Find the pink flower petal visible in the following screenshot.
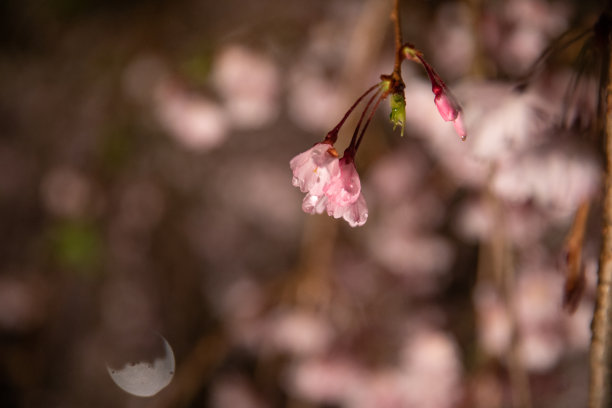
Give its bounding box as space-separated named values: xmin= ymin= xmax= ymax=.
xmin=290 ymin=143 xmax=339 ymax=195
xmin=324 ymin=158 xmax=361 ymax=208
xmin=302 ymin=194 xmax=327 ymax=214
xmin=342 ymin=194 xmax=368 ymax=227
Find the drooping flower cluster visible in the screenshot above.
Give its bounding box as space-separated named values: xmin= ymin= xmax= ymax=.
xmin=290 ymin=142 xmax=368 ymax=227
xmin=290 ymin=43 xmax=465 ymax=227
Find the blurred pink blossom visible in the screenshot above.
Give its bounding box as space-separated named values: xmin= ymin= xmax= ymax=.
xmin=288 ymin=357 xmax=365 ymax=404
xmin=454 ymin=197 xmax=549 ymax=247
xmin=367 ymin=148 xmax=429 ymax=206
xmin=212 ymin=45 xmax=280 ymax=129
xmin=429 ymin=2 xmax=475 ymax=79
xmin=519 ymin=330 xmax=564 ymax=372
xmin=456 ymin=81 xmax=552 ymax=162
xmin=154 ymin=81 xmax=228 ymax=151
xmin=399 ymin=330 xmax=463 ymax=408
xmin=288 ymin=71 xmax=343 ymax=132
xmin=368 ymin=228 xmax=453 ymax=286
xmin=481 ymin=0 xmax=570 ymax=74
xmin=475 ymin=255 xmax=594 ymax=373
xmin=267 ymin=309 xmax=333 ymax=356
xmin=474 ymin=286 xmax=512 ymax=357
xmin=492 ymin=142 xmax=601 ymax=218
xmin=210 ymin=376 xmax=267 ymax=408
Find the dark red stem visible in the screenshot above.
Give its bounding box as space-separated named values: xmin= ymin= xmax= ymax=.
xmin=325 ymin=83 xmax=380 ymax=144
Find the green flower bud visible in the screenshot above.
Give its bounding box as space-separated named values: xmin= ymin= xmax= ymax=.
xmin=389 ymin=92 xmax=406 ymax=136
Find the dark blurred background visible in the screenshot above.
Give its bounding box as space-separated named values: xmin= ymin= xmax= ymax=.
xmin=0 ymin=0 xmax=608 ymax=407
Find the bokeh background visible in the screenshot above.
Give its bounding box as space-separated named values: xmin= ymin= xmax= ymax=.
xmin=0 ymin=0 xmax=608 ymax=406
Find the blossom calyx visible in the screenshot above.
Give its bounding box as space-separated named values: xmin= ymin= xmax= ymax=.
xmin=381 ymin=76 xmax=406 ymax=136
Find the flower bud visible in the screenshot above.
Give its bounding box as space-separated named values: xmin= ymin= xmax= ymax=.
xmin=389 ymin=92 xmax=406 ymax=136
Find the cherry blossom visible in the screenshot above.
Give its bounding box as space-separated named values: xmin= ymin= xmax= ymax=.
xmin=290 ymin=142 xmax=339 ymax=196
xmin=324 ymin=157 xmax=362 ymax=210
xmin=290 ymin=147 xmax=368 ymax=227
xmin=324 ymin=157 xmax=368 ymax=227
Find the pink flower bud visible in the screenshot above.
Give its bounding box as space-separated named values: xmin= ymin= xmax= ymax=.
xmin=434 ymin=91 xmax=459 ymax=122
xmin=415 ymin=53 xmax=467 ymax=140
xmin=452 ymin=112 xmax=467 ymax=141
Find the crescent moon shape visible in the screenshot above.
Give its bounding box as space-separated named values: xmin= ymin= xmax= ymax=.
xmin=107 ymin=334 xmax=175 ymax=397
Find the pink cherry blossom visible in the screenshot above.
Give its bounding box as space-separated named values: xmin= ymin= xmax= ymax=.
xmin=290 ymin=143 xmax=340 ymax=196
xmin=291 ymin=150 xmax=368 ymax=227
xmin=324 ymin=157 xmax=362 ymax=210
xmin=322 ymin=157 xmax=368 ymax=227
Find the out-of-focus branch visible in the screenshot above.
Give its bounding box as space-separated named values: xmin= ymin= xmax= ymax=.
xmin=152 ymin=332 xmax=229 ymax=408
xmin=589 ymin=23 xmax=612 ymax=408
xmin=563 ymin=201 xmax=590 ymax=312
xmin=489 ymin=192 xmax=532 ymax=408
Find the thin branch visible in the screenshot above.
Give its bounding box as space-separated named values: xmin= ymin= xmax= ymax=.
xmin=489 ymin=191 xmax=532 ymax=408
xmin=589 ymin=24 xmax=612 ymax=408
xmin=391 ymin=0 xmax=403 ymax=78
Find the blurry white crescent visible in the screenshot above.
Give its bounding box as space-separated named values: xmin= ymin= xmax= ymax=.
xmin=106 ymin=334 xmax=175 ymax=397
